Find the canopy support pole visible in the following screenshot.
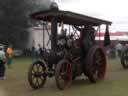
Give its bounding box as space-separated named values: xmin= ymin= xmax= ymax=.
xmin=51 ymin=16 xmax=58 ymax=51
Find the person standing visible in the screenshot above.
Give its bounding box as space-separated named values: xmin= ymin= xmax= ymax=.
xmin=37 ymin=44 xmax=43 ymax=59
xmin=6 ymin=45 xmax=13 ymax=68
xmin=0 ymin=46 xmax=6 ymax=80
xmin=115 ymin=42 xmax=123 ymax=57
xmin=31 ymin=46 xmax=37 ymax=62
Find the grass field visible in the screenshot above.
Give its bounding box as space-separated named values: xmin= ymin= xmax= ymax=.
xmin=0 ymin=57 xmax=128 ymax=96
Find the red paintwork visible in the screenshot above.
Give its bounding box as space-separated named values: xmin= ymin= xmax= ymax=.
xmin=96 ymin=32 xmax=128 ymax=37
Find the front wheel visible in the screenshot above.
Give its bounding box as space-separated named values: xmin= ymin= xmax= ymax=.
xmin=55 ymin=59 xmax=72 ymax=90
xmin=28 ymin=60 xmax=47 ymax=89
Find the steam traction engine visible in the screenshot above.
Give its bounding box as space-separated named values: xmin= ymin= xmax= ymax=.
xmin=28 ymin=4 xmax=112 ymax=90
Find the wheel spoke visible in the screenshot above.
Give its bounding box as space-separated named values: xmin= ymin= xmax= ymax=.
xmin=33 ymin=65 xmax=38 ymax=72
xmin=36 ymin=64 xmax=41 ymax=72
xmin=32 ymin=69 xmax=35 ymax=75
xmin=35 ymin=78 xmax=40 ymax=86
xmin=38 ymin=77 xmax=42 ymax=84
xmin=33 ymin=78 xmax=38 ymax=85
xmin=39 ymin=66 xmax=43 ymax=72
xmin=32 ymin=75 xmax=36 ymax=80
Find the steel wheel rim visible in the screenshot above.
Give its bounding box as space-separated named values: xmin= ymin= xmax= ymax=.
xmin=28 ymin=61 xmax=47 ymax=89
xmin=31 ymin=64 xmax=46 ymax=87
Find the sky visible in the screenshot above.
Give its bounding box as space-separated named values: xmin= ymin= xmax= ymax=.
xmin=55 ymin=0 xmax=128 ymax=32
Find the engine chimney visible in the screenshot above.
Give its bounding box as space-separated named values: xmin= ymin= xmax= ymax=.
xmin=50 ymin=1 xmax=59 ymax=10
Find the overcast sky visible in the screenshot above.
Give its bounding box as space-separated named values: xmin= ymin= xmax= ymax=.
xmin=55 ymin=0 xmax=128 ymax=32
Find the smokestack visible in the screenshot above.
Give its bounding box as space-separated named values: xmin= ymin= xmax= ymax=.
xmin=50 ymin=1 xmax=59 ymax=10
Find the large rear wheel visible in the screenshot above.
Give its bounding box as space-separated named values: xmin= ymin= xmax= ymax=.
xmin=84 ymin=46 xmax=106 ymax=83
xmin=28 ymin=60 xmax=47 ymax=89
xmin=55 ymin=59 xmax=72 ymax=90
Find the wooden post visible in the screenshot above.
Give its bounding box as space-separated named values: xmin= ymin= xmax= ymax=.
xmin=42 ymin=23 xmax=45 ymax=49
xmin=98 ymin=26 xmax=101 ymax=41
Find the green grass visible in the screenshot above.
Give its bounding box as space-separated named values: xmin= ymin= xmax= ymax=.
xmin=0 ymin=57 xmax=128 ymax=96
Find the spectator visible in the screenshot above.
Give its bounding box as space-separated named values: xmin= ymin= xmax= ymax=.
xmin=37 ymin=44 xmax=43 ymax=59
xmin=0 ymin=46 xmax=6 ymax=80
xmin=124 ymin=44 xmax=128 ymax=49
xmin=6 ymin=45 xmax=13 ymax=68
xmin=115 ymin=42 xmax=123 ymax=57
xmin=31 ymin=46 xmax=37 ymax=62
xmin=109 ymin=44 xmax=116 ymax=58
